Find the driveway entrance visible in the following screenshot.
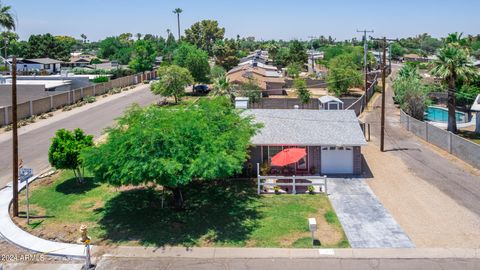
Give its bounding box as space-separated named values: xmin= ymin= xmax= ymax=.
xmin=328 ymin=178 xmax=414 ymax=248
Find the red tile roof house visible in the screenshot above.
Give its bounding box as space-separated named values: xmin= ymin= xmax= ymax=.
xmin=242 ymin=109 xmax=367 ymax=176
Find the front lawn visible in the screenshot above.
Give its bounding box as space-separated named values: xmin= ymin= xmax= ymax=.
xmin=14 ymin=171 xmax=348 ymax=248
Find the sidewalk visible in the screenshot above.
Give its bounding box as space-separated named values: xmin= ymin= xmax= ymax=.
xmin=0 ymin=175 xmax=86 ymax=259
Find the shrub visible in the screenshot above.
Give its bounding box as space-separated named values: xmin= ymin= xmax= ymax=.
xmin=92 ymin=76 xmax=109 ymax=83
xmin=274 ymin=186 xmax=281 ymax=195
xmin=83 ymin=96 xmax=96 ymax=103
xmin=307 ymin=185 xmax=315 ymax=194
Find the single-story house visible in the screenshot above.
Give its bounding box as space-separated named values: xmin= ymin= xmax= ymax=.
xmin=64 ymin=54 xmax=107 ymax=68
xmin=227 ymin=64 xmax=285 ymax=93
xmin=13 ymin=58 xmax=63 ymax=74
xmin=243 ymin=109 xmax=367 ymax=175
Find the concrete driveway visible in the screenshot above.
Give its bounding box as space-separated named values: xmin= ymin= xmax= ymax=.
xmin=328 ymin=178 xmax=414 ymax=248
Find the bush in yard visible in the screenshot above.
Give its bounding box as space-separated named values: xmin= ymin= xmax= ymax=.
xmin=92 ymin=76 xmax=109 ymax=83
xmin=307 ymin=185 xmax=315 ymax=194
xmin=293 ymin=78 xmax=311 ymax=107
xmin=82 ymin=97 xmax=260 ymax=209
xmin=48 ymin=128 xmax=94 ymax=183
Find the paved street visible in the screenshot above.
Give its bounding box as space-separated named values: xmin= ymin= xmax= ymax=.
xmin=0 ymin=84 xmax=159 ymax=187
xmin=95 ymin=257 xmax=480 ymax=270
xmin=328 ymin=178 xmax=413 ymax=248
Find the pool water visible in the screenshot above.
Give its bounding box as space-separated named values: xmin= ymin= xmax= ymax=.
xmin=425 ymin=106 xmax=467 ymax=123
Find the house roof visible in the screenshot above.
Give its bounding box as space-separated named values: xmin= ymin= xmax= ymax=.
xmin=319 ymin=95 xmax=343 ymax=104
xmin=227 ymin=65 xmax=284 ymax=90
xmin=243 ymin=109 xmax=367 ymax=146
xmin=23 ymin=58 xmax=63 ymax=64
xmin=471 ymin=94 xmax=480 ymax=111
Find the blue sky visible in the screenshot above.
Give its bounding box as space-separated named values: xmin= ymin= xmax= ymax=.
xmin=5 ymin=0 xmax=480 ymax=41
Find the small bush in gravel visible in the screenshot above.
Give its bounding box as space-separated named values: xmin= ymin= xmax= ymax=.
xmin=83 ymin=96 xmax=96 ymax=103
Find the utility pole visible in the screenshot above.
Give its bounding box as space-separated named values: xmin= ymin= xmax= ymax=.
xmin=357 ymin=29 xmax=374 ymax=110
xmin=371 ymin=37 xmax=397 ymax=152
xmin=12 ymin=56 xmax=18 ymax=217
xmin=308 ymin=36 xmax=315 ymax=73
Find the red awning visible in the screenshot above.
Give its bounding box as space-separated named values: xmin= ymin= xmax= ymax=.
xmin=271 ymin=148 xmax=307 ymax=167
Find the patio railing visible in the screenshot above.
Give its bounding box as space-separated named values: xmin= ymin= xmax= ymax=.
xmin=256 ymin=164 xmax=327 ymax=195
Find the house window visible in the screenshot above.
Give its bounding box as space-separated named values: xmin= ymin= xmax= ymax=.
xmin=44 ymin=64 xmax=51 ymax=69
xmin=268 ymin=146 xmax=283 ymax=163
xmin=296 ymin=146 xmax=307 ymax=170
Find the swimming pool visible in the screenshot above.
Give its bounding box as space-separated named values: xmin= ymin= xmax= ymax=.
xmin=425 ymin=106 xmax=467 ymax=123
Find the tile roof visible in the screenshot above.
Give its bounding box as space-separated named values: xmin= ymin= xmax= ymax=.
xmin=243 ymin=109 xmax=367 ymax=146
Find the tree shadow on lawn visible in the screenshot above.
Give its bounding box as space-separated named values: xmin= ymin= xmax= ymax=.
xmin=55 ymin=177 xmax=99 ymax=195
xmin=97 ymin=180 xmax=261 ymax=247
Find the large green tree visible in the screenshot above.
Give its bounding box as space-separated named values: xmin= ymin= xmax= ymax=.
xmin=48 ymin=129 xmax=94 ymax=183
xmin=82 ymin=97 xmax=259 ymax=208
xmin=98 ymin=36 xmax=133 ymax=65
xmin=327 ymin=54 xmax=362 ymax=96
xmin=129 ymin=39 xmax=157 ymax=72
xmin=212 ymin=39 xmax=239 ymax=71
xmin=287 ymin=40 xmax=307 ymax=65
xmin=173 ymin=42 xmax=210 ymax=83
xmin=393 ymin=65 xmax=431 ymax=120
xmin=23 ymin=34 xmax=71 ymax=61
xmin=151 ymin=65 xmax=193 ymax=103
xmin=184 ymin=20 xmax=225 ymax=55
xmin=431 ymin=42 xmax=477 ymax=132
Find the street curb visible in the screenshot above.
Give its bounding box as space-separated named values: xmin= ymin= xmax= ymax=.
xmin=100 ymin=246 xmax=480 ymax=260
xmin=0 ymin=168 xmax=87 ymax=259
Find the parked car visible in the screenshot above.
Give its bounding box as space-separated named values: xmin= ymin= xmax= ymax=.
xmin=193 ymin=84 xmax=210 ymax=94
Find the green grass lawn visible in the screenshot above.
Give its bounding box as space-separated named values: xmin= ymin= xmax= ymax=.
xmin=16 ymin=171 xmax=348 ymax=248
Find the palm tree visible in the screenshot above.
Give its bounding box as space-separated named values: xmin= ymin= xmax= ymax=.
xmin=172 ymin=8 xmax=183 ymax=41
xmin=136 ymin=33 xmax=142 ymax=40
xmin=80 ymin=34 xmax=87 ymax=44
xmin=211 ymin=76 xmax=234 ymax=101
xmin=0 ymin=2 xmax=15 ymax=66
xmin=0 ymin=2 xmax=15 ymax=31
xmin=431 ymin=45 xmax=477 ymax=133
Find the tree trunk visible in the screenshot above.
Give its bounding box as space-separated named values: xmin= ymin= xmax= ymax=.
xmin=447 ymin=78 xmax=457 ymax=133
xmin=172 ymin=187 xmax=184 ymax=210
xmin=76 ymin=168 xmax=84 ymax=184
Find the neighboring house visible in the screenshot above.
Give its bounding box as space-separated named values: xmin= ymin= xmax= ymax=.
xmin=65 ymin=54 xmax=101 ymax=68
xmin=472 ymin=94 xmax=480 ymax=134
xmin=227 ymin=64 xmax=285 ymax=93
xmin=238 ymin=60 xmax=278 ymax=71
xmin=473 ymin=60 xmax=480 ymax=68
xmin=239 ymin=50 xmax=270 ymax=64
xmin=243 ymin=109 xmax=367 ymax=175
xmin=319 ymin=95 xmax=344 ymax=110
xmin=13 ymin=58 xmax=63 ymax=74
xmin=402 ymin=54 xmax=427 ymax=62
xmin=86 ymin=61 xmax=120 ymax=71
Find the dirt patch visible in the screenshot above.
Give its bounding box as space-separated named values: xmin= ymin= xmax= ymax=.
xmin=363 ymin=143 xmax=480 ymax=248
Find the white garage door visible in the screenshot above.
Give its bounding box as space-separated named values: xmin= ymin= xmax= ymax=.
xmin=321 ymin=146 xmax=353 ymax=174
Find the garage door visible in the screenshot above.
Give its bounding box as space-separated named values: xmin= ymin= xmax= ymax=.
xmin=321 ymin=146 xmax=353 ymax=174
